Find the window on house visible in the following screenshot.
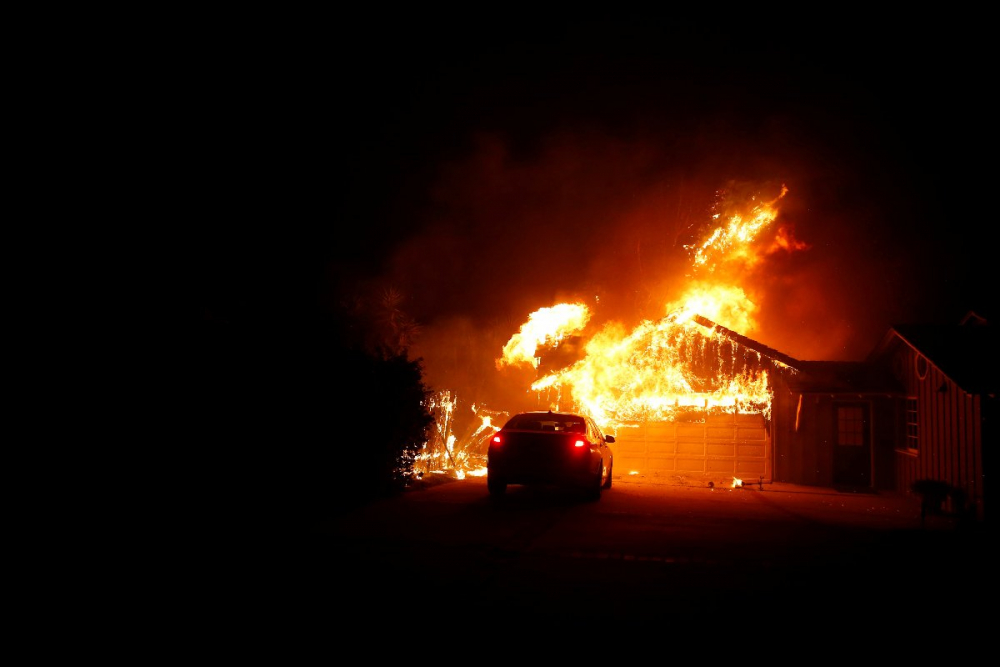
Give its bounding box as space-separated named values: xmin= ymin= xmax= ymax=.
xmin=905 ymin=397 xmax=919 ymax=451
xmin=837 ymin=405 xmax=864 ymax=446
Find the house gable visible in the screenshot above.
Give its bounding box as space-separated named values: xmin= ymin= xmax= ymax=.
xmin=864 ymin=314 xmax=994 ymax=521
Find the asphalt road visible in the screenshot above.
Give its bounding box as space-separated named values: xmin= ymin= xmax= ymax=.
xmin=204 ymin=475 xmax=991 ymax=633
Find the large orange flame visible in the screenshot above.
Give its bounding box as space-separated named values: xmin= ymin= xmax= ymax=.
xmin=498 ymin=183 xmax=798 ymax=431
xmin=497 ymin=302 xmax=590 ymax=368
xmin=690 ymin=184 xmax=788 ymax=273
xmin=529 ymin=309 xmax=776 ymax=429
xmin=666 ymin=283 xmax=756 ymax=334
xmin=424 ymin=183 xmax=805 ymax=478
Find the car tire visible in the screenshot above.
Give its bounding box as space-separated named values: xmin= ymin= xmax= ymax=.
xmin=585 ymin=466 xmax=603 ymax=502
xmin=602 ymin=459 xmax=613 ymax=490
xmin=488 ymin=475 xmax=507 ymax=498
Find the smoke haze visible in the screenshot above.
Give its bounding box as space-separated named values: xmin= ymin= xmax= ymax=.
xmin=191 ymin=15 xmax=992 ymax=419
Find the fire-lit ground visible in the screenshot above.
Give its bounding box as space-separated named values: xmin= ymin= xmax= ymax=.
xmin=219 ymin=475 xmax=991 ymax=633
xmin=407 ymin=471 xmax=943 ymax=531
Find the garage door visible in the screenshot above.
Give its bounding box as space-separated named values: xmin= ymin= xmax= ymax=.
xmin=610 ymin=413 xmax=770 ymax=486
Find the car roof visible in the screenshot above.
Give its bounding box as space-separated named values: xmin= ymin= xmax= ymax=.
xmin=517 ymin=410 xmax=584 ymax=418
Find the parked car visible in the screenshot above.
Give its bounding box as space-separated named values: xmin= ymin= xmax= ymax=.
xmin=487 ymin=410 xmax=615 ymax=500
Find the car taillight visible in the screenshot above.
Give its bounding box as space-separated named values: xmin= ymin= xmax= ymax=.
xmin=492 ymin=435 xmax=502 ymax=446
xmin=572 ymin=439 xmax=586 ymax=448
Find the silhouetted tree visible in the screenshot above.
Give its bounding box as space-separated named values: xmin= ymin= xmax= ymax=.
xmin=259 ymin=310 xmax=435 ymax=519
xmin=185 ymin=290 xmax=434 ymax=526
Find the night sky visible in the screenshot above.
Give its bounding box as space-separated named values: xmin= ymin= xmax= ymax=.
xmin=187 ymin=15 xmax=992 ymax=406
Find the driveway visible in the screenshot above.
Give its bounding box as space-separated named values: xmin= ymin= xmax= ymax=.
xmin=217 ymin=476 xmax=981 ymax=620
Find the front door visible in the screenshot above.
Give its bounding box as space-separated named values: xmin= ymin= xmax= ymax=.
xmin=833 ymin=403 xmax=871 ymax=489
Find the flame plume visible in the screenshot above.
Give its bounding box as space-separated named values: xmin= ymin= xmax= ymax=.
xmin=497 ymin=302 xmax=590 ymax=368
xmin=528 ymin=309 xmax=779 ymax=430
xmin=424 ymin=183 xmax=805 ymax=477
xmin=499 ymin=183 xmax=801 ymax=431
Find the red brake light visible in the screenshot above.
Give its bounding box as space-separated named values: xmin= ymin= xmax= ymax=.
xmin=573 ymin=439 xmax=586 ymax=448
xmin=492 ymin=435 xmax=502 ymax=445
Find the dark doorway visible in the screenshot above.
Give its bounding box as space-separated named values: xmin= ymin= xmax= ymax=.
xmin=833 ymin=403 xmax=871 ymax=489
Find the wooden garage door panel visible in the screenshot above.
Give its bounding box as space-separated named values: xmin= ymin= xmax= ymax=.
xmin=732 ymin=414 xmax=765 ymax=426
xmin=643 ymin=423 xmax=676 ymax=438
xmin=737 ymin=443 xmax=765 ymax=457
xmin=706 ymin=443 xmax=736 ymax=456
xmin=677 ymin=457 xmax=708 ymax=472
xmin=610 ymin=415 xmax=769 ymax=483
xmin=707 ymin=426 xmax=736 ymax=439
xmin=646 ymin=455 xmax=677 ymax=470
xmin=676 ymin=441 xmax=705 ymax=455
xmin=614 ymin=440 xmax=648 ymax=456
xmin=736 ymin=461 xmax=767 ymax=476
xmin=706 ymin=459 xmax=737 ymax=474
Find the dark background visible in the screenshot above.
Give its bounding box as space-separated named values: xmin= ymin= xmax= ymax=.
xmin=186 ymin=15 xmax=990 ymax=339
xmin=169 ymin=15 xmax=993 ymax=427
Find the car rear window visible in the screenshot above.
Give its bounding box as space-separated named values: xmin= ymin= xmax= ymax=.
xmin=505 ymin=415 xmax=586 ymax=432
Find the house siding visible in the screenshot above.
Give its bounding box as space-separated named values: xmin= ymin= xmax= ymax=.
xmin=770 ymin=377 xmax=896 ymax=491
xmin=887 ymin=338 xmax=985 ymax=519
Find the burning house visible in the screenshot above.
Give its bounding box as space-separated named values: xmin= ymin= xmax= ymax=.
xmin=514 ymin=307 xmax=795 ymax=488
xmin=414 ymin=183 xmax=993 ymax=523
xmin=488 ymin=305 xmax=995 ymax=523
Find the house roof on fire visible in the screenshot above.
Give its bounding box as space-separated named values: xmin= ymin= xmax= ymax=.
xmin=692 ymin=314 xmax=907 ymax=396
xmin=691 ymin=314 xmax=798 ymax=368
xmin=872 ymin=311 xmax=998 ymax=395
xmin=691 ymin=311 xmax=996 ymax=397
